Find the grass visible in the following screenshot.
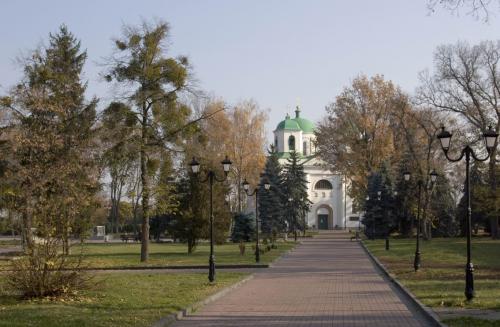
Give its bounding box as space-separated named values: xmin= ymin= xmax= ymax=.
xmin=0 ymin=272 xmax=248 ymax=327
xmin=364 ymin=237 xmax=500 ymax=310
xmin=444 ymin=317 xmax=500 ymax=327
xmin=0 ymin=241 xmax=296 ymax=270
xmin=0 ymin=239 xmax=20 ymax=246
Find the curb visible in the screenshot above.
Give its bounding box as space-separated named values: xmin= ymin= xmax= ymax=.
xmin=0 ymin=264 xmax=269 ymax=273
xmin=151 ymin=274 xmax=255 ymax=327
xmin=359 ymin=241 xmax=447 ymax=327
xmin=84 ymin=264 xmax=269 ymax=271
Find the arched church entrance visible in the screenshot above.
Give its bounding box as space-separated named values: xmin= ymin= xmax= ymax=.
xmin=316 ymin=205 xmax=333 ymax=230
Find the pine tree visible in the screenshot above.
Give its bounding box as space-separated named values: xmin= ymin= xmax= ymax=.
xmin=258 ymin=147 xmax=285 ymax=244
xmin=282 ymin=151 xmax=311 ymax=239
xmin=105 ymin=20 xmax=192 ymax=262
xmin=231 ymin=212 xmax=255 ymax=242
xmin=363 ymin=166 xmax=395 ymax=239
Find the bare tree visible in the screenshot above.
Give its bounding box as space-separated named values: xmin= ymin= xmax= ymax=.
xmin=417 ymin=40 xmax=500 ymax=238
xmin=428 ymin=0 xmax=499 ymax=21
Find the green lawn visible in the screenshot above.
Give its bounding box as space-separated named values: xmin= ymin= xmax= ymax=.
xmin=444 ymin=317 xmax=500 ymax=327
xmin=364 ymin=238 xmax=500 ymax=310
xmin=0 ymin=241 xmax=296 ymax=270
xmin=0 ymin=272 xmax=247 ymax=327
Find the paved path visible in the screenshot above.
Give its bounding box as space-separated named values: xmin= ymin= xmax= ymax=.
xmin=171 ymin=231 xmax=433 ymax=327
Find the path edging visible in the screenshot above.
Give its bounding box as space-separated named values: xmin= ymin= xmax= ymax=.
xmin=359 ymin=241 xmax=447 ymax=327
xmin=151 ymin=274 xmax=254 ymax=327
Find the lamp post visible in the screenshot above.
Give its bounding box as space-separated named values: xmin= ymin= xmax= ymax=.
xmin=242 ymin=178 xmax=271 ymax=263
xmin=403 ymin=170 xmax=438 ymax=272
xmin=190 ymin=155 xmax=232 ymax=283
xmin=437 ymin=125 xmax=498 ymax=300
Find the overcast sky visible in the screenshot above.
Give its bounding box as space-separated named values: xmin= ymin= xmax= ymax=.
xmin=1 ymin=0 xmax=500 ymax=140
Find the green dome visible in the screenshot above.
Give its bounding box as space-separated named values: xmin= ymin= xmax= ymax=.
xmin=294 ymin=117 xmax=315 ymax=133
xmin=275 ymin=108 xmax=315 ymax=133
xmin=276 ymin=116 xmax=301 ymax=131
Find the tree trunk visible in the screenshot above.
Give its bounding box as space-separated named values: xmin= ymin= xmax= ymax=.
xmin=140 ymin=108 xmax=150 ymax=262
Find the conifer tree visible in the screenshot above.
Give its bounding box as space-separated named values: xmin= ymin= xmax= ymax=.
xmin=363 ymin=166 xmax=395 ymax=239
xmin=258 ymin=147 xmax=285 ymax=244
xmin=282 ymin=151 xmax=311 ymax=239
xmin=0 ymin=25 xmax=97 ymax=297
xmin=105 ymin=20 xmax=192 ymax=261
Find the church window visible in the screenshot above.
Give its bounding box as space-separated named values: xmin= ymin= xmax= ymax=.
xmin=322 ymin=192 xmax=326 ymax=198
xmin=288 ymin=135 xmax=295 ymax=151
xmin=303 ymin=141 xmax=308 ymax=155
xmin=274 ymin=136 xmax=278 ymax=149
xmin=315 ymin=179 xmax=333 ymax=190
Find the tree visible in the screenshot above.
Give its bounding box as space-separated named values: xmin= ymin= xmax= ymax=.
xmin=456 ymin=162 xmax=490 ymax=235
xmin=427 ymin=0 xmax=498 ymax=21
xmin=431 ymin=175 xmax=459 ymax=237
xmin=227 ymin=101 xmax=267 ymax=212
xmin=315 ymin=75 xmax=407 ymax=206
xmin=258 ymin=147 xmax=285 ymax=244
xmin=101 ymin=102 xmax=139 ymax=233
xmin=200 ymin=99 xmax=267 ymax=213
xmin=417 ymin=40 xmax=500 ymax=238
xmin=105 ymin=20 xmax=193 ymax=261
xmin=363 ymin=167 xmax=395 ymax=239
xmin=281 ymin=151 xmax=311 ymax=238
xmin=0 ymin=25 xmax=97 ymax=297
xmin=231 ymin=212 xmax=255 ymax=242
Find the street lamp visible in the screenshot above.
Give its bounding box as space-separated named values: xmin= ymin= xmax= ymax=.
xmin=403 ymin=170 xmax=438 ymax=272
xmin=437 ymin=125 xmax=498 ymax=300
xmin=189 ymin=155 xmax=232 ymax=283
xmin=242 ymin=178 xmax=271 ymax=263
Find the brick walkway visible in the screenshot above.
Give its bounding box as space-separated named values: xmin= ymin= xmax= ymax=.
xmin=172 ymin=231 xmax=432 ymax=327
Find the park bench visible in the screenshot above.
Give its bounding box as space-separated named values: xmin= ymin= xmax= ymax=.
xmin=120 ymin=234 xmax=138 ymax=243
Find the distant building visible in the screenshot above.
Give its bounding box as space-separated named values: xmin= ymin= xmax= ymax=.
xmin=273 ymin=106 xmax=360 ymax=229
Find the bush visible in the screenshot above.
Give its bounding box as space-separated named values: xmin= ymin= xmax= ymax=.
xmin=7 ymin=239 xmax=90 ymax=298
xmin=238 ymin=241 xmax=245 ymax=255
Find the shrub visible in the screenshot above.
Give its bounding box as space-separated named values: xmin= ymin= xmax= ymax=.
xmin=7 ymin=238 xmax=90 ymax=298
xmin=238 ymin=241 xmax=246 ymax=255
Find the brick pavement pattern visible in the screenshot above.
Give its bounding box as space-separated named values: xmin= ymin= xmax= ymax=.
xmin=172 ymin=231 xmax=431 ymax=327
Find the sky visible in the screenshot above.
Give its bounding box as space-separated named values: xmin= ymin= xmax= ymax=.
xmin=1 ymin=0 xmax=500 ymax=141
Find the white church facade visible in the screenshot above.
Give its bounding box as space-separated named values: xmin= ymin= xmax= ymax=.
xmin=273 ymin=107 xmax=360 ymax=230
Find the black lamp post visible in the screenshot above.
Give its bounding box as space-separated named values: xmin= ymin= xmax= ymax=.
xmin=437 ymin=125 xmax=498 ymax=300
xmin=190 ymin=155 xmax=232 ymax=283
xmin=403 ymin=170 xmax=438 ymax=272
xmin=242 ymin=178 xmax=271 ymax=263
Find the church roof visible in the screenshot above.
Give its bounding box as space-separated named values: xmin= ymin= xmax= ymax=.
xmin=275 ymin=106 xmax=315 ymax=133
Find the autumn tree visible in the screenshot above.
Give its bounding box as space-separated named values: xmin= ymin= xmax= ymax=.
xmin=105 ymin=20 xmax=193 ymax=261
xmin=201 ymin=99 xmax=267 ymax=212
xmin=315 ymin=75 xmax=406 ymax=205
xmin=417 ymin=40 xmax=500 ymax=238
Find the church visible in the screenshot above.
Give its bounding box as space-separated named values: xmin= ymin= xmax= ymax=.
xmin=273 ymin=107 xmax=360 ymax=230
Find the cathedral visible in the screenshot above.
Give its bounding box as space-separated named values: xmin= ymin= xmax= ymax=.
xmin=273 ymin=107 xmax=360 ymax=230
